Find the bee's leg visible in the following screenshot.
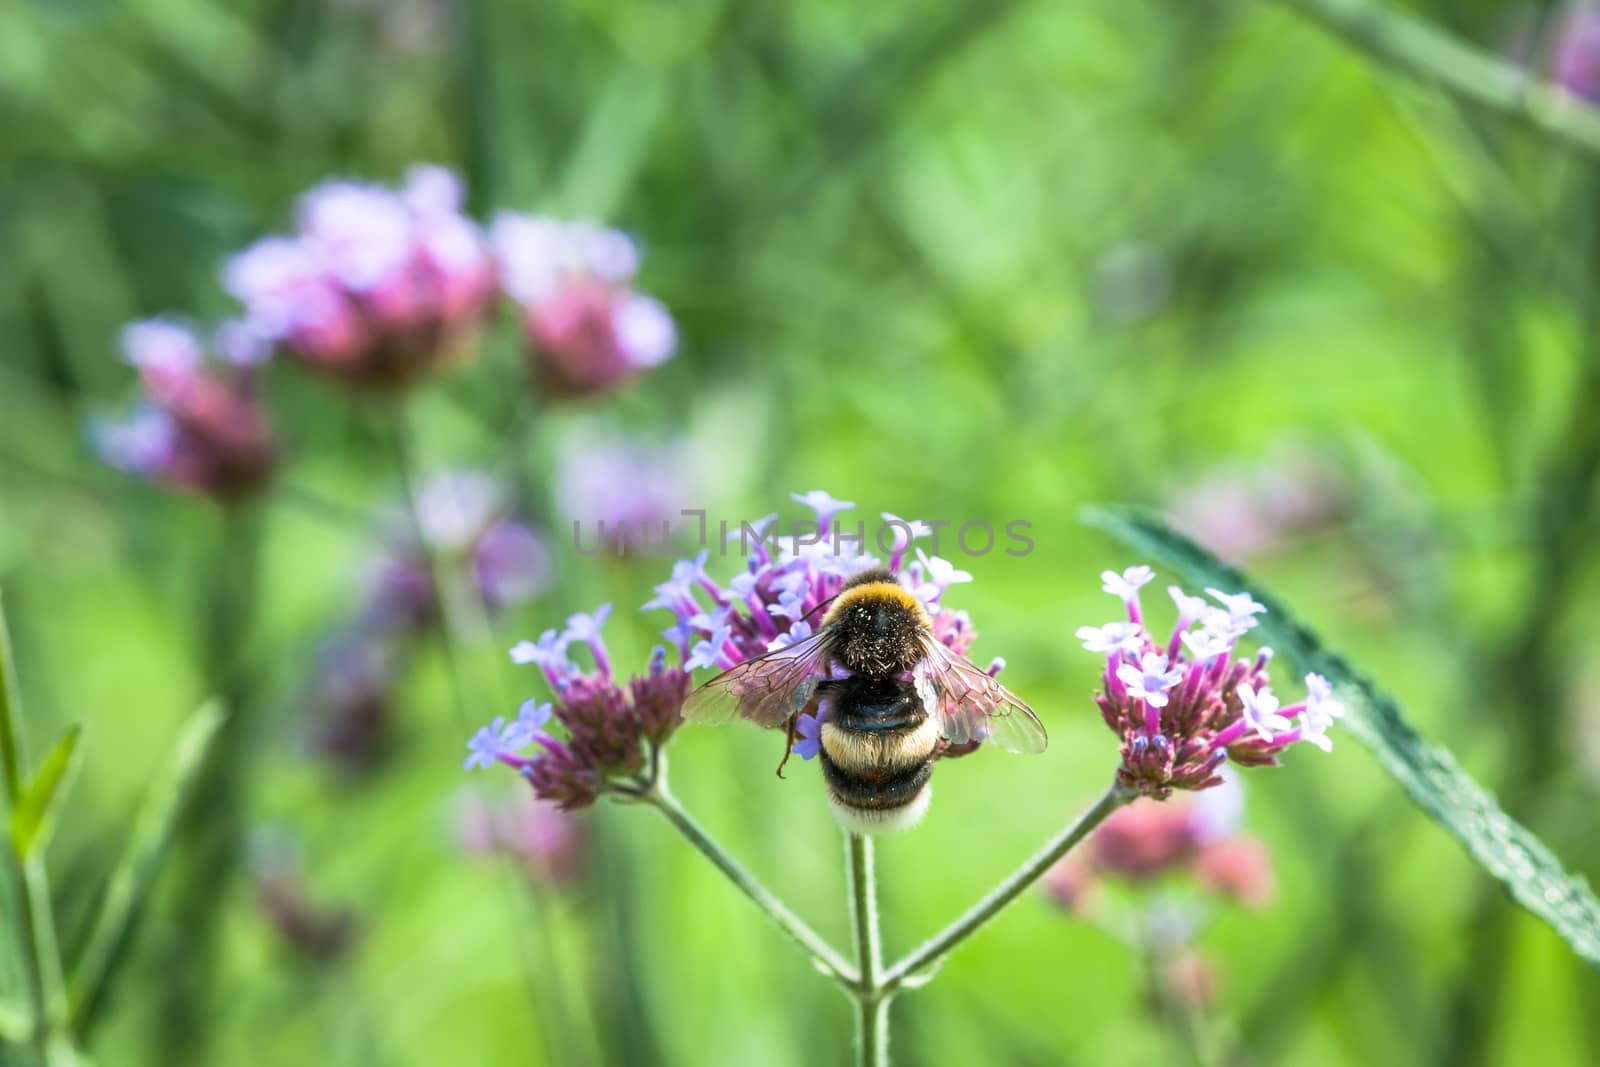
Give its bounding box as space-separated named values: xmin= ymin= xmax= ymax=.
xmin=775 ymin=715 xmax=801 ymax=778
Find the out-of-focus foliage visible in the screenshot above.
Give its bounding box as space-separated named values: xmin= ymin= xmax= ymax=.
xmin=3 ymin=0 xmax=1600 ymax=1064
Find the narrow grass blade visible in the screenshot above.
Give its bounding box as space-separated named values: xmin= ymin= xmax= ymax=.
xmin=67 ymin=701 xmax=226 ymax=1037
xmin=10 ymin=727 xmax=83 ymax=860
xmin=0 ymin=587 xmax=28 ymax=809
xmin=1082 ymin=506 xmax=1600 ymax=969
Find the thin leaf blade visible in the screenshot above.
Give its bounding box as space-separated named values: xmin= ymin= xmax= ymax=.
xmin=10 ymin=726 xmax=83 ymax=860
xmin=0 ymin=586 xmax=28 ymax=809
xmin=1082 ymin=506 xmax=1600 ymax=969
xmin=68 ymin=700 xmax=226 ymax=1037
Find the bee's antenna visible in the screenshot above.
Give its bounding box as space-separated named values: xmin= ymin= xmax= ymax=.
xmin=800 ymin=596 xmax=836 ymax=626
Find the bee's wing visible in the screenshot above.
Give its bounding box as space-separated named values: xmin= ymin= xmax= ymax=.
xmin=914 ymin=634 xmax=1048 ymax=754
xmin=681 ymin=628 xmax=833 ymax=729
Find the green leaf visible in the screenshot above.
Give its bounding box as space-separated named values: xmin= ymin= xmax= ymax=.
xmin=68 ymin=700 xmax=226 ymax=1038
xmin=1082 ymin=506 xmax=1600 ymax=969
xmin=9 ymin=727 xmax=83 ymax=860
xmin=0 ymin=586 xmax=28 ymax=810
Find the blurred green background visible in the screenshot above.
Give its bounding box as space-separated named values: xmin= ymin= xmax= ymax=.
xmin=4 ymin=0 xmax=1600 ymax=1064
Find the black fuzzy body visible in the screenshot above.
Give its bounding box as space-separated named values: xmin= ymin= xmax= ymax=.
xmin=823 ymin=567 xmax=927 ymax=676
xmin=816 ymin=670 xmax=938 ymax=819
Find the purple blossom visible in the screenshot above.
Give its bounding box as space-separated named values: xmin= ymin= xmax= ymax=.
xmin=1077 ymin=621 xmax=1146 ymax=655
xmin=647 ymin=490 xmax=982 ymax=674
xmin=559 ymin=430 xmax=702 ymax=549
xmin=1084 ymin=564 xmax=1339 ymax=798
xmin=305 ymin=636 xmax=393 ymax=770
xmin=1556 ymin=6 xmax=1600 ymax=103
xmin=490 ymin=213 xmax=676 ymax=398
xmin=1117 ymin=653 xmax=1185 ymax=709
xmin=464 ymin=715 xmax=535 ymax=771
xmin=792 ymin=712 xmax=822 ymax=761
xmin=477 ymin=606 xmax=691 ymax=810
xmin=912 ymin=549 xmax=973 ymax=602
xmin=1102 ymin=565 xmax=1156 ymax=601
xmin=94 ymin=319 xmax=278 ymax=502
xmin=364 ymin=471 xmax=548 ymax=633
xmin=791 ymin=490 xmax=856 ymax=532
xmin=224 ymin=166 xmax=495 ymax=390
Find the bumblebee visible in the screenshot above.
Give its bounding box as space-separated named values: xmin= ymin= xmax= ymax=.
xmin=682 ymin=566 xmax=1046 ymax=833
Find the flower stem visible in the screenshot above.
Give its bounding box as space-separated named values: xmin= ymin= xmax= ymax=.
xmin=846 ymin=833 xmax=889 ymax=1067
xmin=642 ymin=770 xmax=857 ymax=986
xmin=159 ymin=504 xmax=262 ymax=1063
xmin=1268 ymin=0 xmax=1600 ymax=158
xmin=380 ymin=403 xmax=568 ymax=1061
xmin=881 ymin=779 xmax=1134 ymax=990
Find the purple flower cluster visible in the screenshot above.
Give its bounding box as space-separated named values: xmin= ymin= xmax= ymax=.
xmin=93 ymin=319 xmax=278 ymax=503
xmin=303 ymin=636 xmax=394 ymax=770
xmin=1046 ymin=774 xmax=1274 ymax=912
xmin=363 ymin=470 xmax=550 ymax=632
xmin=467 ymin=609 xmax=690 ymax=810
xmin=462 ymin=491 xmax=999 ymax=803
xmin=456 ymin=789 xmax=585 ymax=887
xmin=1081 ymin=565 xmax=1343 ymax=798
xmin=98 ymin=164 xmax=678 ymax=504
xmin=558 ymin=426 xmax=703 ymax=550
xmin=491 ymin=214 xmax=676 ymax=398
xmin=306 ymin=471 xmax=546 ymax=772
xmin=224 ymin=167 xmax=496 ymax=390
xmin=646 ymin=492 xmax=975 ymax=675
xmin=645 ymin=491 xmax=995 ymax=761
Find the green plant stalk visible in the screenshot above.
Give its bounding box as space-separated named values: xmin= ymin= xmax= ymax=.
xmin=159 ymin=505 xmax=262 ymax=1062
xmin=846 ymin=833 xmax=888 ymax=1067
xmin=882 ymin=780 xmax=1135 ymax=989
xmin=382 ymin=402 xmax=595 ymax=1063
xmin=1268 ymin=0 xmax=1600 ymax=157
xmin=0 ymin=589 xmax=69 ymax=1061
xmin=69 ymin=701 xmax=226 ymax=1039
xmin=641 ymin=771 xmax=856 ymax=985
xmin=0 ymin=588 xmax=26 ymax=808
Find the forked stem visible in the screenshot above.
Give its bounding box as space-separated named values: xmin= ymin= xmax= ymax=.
xmin=641 ymin=764 xmax=857 ymax=986
xmin=882 ymin=779 xmax=1135 ymax=990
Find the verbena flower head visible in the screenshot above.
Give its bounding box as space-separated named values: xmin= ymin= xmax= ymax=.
xmin=224 ymin=165 xmax=495 ymax=390
xmin=471 ymin=610 xmax=690 ymax=810
xmin=1083 ymin=564 xmax=1343 ymax=798
xmin=644 ymin=497 xmax=978 ymax=681
xmin=305 ymin=636 xmax=393 ymax=770
xmin=1045 ymin=773 xmax=1274 ymax=913
xmin=558 ymin=427 xmax=702 ymax=551
xmin=1165 ymin=445 xmax=1353 ymax=564
xmin=365 ymin=471 xmax=549 ymax=632
xmin=93 ymin=318 xmax=278 ymax=502
xmin=490 ymin=213 xmax=675 ymax=398
xmin=456 ymin=789 xmax=585 ymax=887
xmin=247 ymin=827 xmax=359 ymax=962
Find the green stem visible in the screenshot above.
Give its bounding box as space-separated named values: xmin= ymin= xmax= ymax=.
xmin=882 ymin=780 xmax=1134 ymax=990
xmin=846 ymin=834 xmax=887 ymax=1067
xmin=1267 ymin=0 xmax=1600 ymax=158
xmin=641 ymin=771 xmax=857 ymax=985
xmin=379 ymin=403 xmax=568 ymax=1059
xmin=159 ymin=505 xmax=262 ymax=1062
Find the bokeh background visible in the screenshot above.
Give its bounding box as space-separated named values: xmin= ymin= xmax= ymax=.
xmin=4 ymin=0 xmax=1600 ymax=1064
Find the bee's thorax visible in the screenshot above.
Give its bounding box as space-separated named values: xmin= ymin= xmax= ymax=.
xmin=822 ymin=579 xmax=929 ymax=676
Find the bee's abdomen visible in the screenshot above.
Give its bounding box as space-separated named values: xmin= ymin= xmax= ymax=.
xmin=820 ymin=746 xmax=934 ymax=809
xmin=814 ymin=672 xmax=940 ymax=832
xmin=819 ymin=717 xmax=939 ymax=776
